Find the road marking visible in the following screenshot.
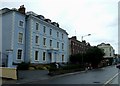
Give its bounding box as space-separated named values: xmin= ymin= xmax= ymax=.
xmin=103 ymin=72 xmax=119 ymax=86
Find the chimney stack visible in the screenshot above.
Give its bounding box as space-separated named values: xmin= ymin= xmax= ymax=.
xmin=18 ymin=5 xmax=26 ymax=14
xmin=72 ymin=36 xmax=77 ymax=40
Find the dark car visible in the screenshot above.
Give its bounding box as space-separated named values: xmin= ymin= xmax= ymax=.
xmin=116 ymin=64 xmax=120 ymax=69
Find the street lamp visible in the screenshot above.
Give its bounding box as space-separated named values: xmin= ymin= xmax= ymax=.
xmin=81 ymin=34 xmax=91 ymax=41
xmin=81 ymin=34 xmax=91 ymax=68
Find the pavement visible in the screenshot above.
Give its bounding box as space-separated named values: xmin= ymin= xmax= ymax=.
xmin=2 ymin=66 xmax=119 ymax=85
xmin=2 ymin=69 xmax=87 ymax=84
xmin=2 ymin=70 xmax=50 ymax=84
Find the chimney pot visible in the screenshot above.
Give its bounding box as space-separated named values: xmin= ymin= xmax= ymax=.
xmin=18 ymin=5 xmax=26 ymax=14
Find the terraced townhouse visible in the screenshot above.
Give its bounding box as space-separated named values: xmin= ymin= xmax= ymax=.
xmin=0 ymin=5 xmax=69 ymax=67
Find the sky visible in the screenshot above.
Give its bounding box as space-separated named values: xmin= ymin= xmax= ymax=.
xmin=0 ymin=0 xmax=119 ymax=53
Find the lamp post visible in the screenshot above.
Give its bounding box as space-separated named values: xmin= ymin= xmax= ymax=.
xmin=81 ymin=34 xmax=91 ymax=67
xmin=81 ymin=34 xmax=91 ymax=41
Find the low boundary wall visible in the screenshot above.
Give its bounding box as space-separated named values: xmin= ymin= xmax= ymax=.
xmin=0 ymin=67 xmax=17 ymax=80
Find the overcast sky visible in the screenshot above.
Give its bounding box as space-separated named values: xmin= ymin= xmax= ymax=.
xmin=0 ymin=0 xmax=119 ymax=53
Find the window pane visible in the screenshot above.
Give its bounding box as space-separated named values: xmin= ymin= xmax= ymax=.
xmin=35 ymin=36 xmax=39 ymax=44
xmin=43 ymin=52 xmax=46 ymax=61
xmin=57 ymin=32 xmax=59 ymax=37
xmin=62 ymin=55 xmax=64 ymax=62
xmin=62 ymin=34 xmax=64 ymax=39
xmin=62 ymin=43 xmax=64 ymax=50
xmin=57 ymin=42 xmax=59 ymax=48
xmin=18 ymin=33 xmax=23 ymax=43
xmin=19 ymin=21 xmax=24 ymax=27
xmin=35 ymin=51 xmax=38 ymax=60
xmin=50 ymin=40 xmax=52 ymax=47
xmin=43 ymin=38 xmax=46 ymax=46
xmin=50 ymin=29 xmax=52 ymax=35
xmin=36 ymin=23 xmax=39 ymax=30
xmin=43 ymin=26 xmax=46 ymax=33
xmin=17 ymin=50 xmax=22 ymax=59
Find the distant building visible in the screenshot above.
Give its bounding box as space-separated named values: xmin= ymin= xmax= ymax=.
xmin=0 ymin=5 xmax=69 ymax=67
xmin=69 ymin=36 xmax=91 ymax=55
xmin=114 ymin=54 xmax=120 ymax=63
xmin=97 ymin=43 xmax=115 ymax=65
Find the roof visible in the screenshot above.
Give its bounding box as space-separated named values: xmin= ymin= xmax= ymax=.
xmin=0 ymin=7 xmax=25 ymax=16
xmin=0 ymin=6 xmax=68 ymax=35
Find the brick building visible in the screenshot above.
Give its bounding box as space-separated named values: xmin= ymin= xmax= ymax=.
xmin=69 ymin=36 xmax=91 ymax=55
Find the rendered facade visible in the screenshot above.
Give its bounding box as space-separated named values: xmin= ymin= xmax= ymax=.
xmin=97 ymin=43 xmax=115 ymax=58
xmin=0 ymin=5 xmax=69 ymax=67
xmin=97 ymin=43 xmax=115 ymax=65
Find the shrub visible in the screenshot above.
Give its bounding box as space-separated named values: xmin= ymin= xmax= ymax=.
xmin=17 ymin=62 xmax=30 ymax=70
xmin=48 ymin=63 xmax=58 ymax=71
xmin=62 ymin=64 xmax=82 ymax=70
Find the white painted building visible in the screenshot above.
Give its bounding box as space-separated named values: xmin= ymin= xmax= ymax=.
xmin=97 ymin=43 xmax=115 ymax=58
xmin=1 ymin=5 xmax=69 ymax=67
xmin=97 ymin=43 xmax=115 ymax=65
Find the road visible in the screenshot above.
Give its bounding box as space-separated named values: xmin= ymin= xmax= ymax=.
xmin=28 ymin=65 xmax=118 ymax=84
xmin=109 ymin=69 xmax=120 ymax=85
xmin=110 ymin=75 xmax=119 ymax=84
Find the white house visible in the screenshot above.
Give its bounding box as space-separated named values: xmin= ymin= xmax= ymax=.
xmin=97 ymin=43 xmax=115 ymax=65
xmin=0 ymin=5 xmax=69 ymax=67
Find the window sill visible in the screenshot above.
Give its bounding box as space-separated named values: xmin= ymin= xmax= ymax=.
xmin=43 ymin=33 xmax=46 ymax=36
xmin=35 ymin=44 xmax=40 ymax=46
xmin=18 ymin=26 xmax=24 ymax=29
xmin=34 ymin=60 xmax=39 ymax=62
xmin=43 ymin=45 xmax=46 ymax=47
xmin=18 ymin=42 xmax=24 ymax=45
xmin=16 ymin=59 xmax=23 ymax=62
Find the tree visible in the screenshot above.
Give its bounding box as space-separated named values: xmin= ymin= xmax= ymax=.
xmin=85 ymin=46 xmax=105 ymax=68
xmin=69 ymin=54 xmax=82 ymax=64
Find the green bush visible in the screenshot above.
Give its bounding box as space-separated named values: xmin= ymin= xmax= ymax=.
xmin=62 ymin=64 xmax=82 ymax=70
xmin=17 ymin=62 xmax=30 ymax=70
xmin=48 ymin=63 xmax=58 ymax=71
xmin=34 ymin=64 xmax=51 ymax=70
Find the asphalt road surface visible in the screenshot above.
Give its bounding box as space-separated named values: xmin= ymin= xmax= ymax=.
xmin=28 ymin=65 xmax=118 ymax=84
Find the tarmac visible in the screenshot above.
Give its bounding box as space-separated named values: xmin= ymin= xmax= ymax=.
xmin=2 ymin=66 xmax=118 ymax=85
xmin=2 ymin=70 xmax=86 ymax=84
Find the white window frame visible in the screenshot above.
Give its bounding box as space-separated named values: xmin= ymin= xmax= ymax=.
xmin=35 ymin=35 xmax=39 ymax=45
xmin=57 ymin=42 xmax=59 ymax=49
xmin=43 ymin=51 xmax=46 ymax=61
xmin=18 ymin=20 xmax=24 ymax=28
xmin=17 ymin=49 xmax=23 ymax=60
xmin=50 ymin=39 xmax=52 ymax=47
xmin=18 ymin=32 xmax=23 ymax=44
xmin=50 ymin=29 xmax=52 ymax=36
xmin=43 ymin=26 xmax=46 ymax=34
xmin=62 ymin=43 xmax=64 ymax=50
xmin=57 ymin=31 xmax=59 ymax=37
xmin=62 ymin=33 xmax=64 ymax=39
xmin=43 ymin=37 xmax=46 ymax=47
xmin=36 ymin=22 xmax=39 ymax=31
xmin=62 ymin=54 xmax=64 ymax=62
xmin=34 ymin=50 xmax=39 ymax=61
